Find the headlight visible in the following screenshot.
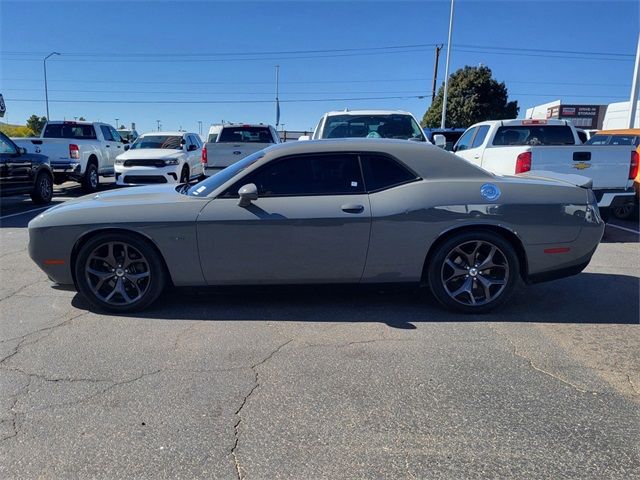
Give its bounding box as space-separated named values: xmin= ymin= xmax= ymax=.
xmin=164 ymin=159 xmax=179 ymax=165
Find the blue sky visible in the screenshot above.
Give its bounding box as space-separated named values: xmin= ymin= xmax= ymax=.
xmin=1 ymin=0 xmax=638 ymax=135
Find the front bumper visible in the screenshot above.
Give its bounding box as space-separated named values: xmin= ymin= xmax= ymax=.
xmin=115 ymin=164 xmax=181 ymax=185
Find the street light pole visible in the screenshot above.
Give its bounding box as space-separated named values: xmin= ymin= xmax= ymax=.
xmin=440 ymin=0 xmax=455 ymax=129
xmin=628 ymin=33 xmax=640 ymax=129
xmin=275 ymin=65 xmax=280 ymax=128
xmin=43 ymin=52 xmax=60 ymax=120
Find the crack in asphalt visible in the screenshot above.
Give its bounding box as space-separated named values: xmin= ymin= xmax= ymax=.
xmin=1 ymin=375 xmax=31 ymax=443
xmin=490 ymin=327 xmax=598 ymax=395
xmin=300 ymin=337 xmax=416 ymax=349
xmin=0 ymin=311 xmax=89 ymax=364
xmin=0 ymin=279 xmax=51 ymax=302
xmin=230 ymin=339 xmax=293 ymax=480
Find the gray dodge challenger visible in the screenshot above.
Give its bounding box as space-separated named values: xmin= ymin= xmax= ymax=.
xmin=28 ymin=139 xmax=604 ymax=313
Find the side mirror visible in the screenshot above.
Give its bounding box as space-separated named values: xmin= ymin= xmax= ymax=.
xmin=238 ymin=183 xmax=258 ymax=207
xmin=187 ymin=144 xmax=198 ymax=152
xmin=433 ymin=134 xmax=446 ymax=149
xmin=298 ymin=135 xmax=310 ymax=141
xmin=124 ymin=144 xmax=130 ymax=151
xmin=19 ymin=147 xmax=27 ymax=155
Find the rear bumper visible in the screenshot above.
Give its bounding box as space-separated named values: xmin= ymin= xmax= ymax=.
xmin=51 ymin=161 xmax=82 ymax=177
xmin=203 ymin=165 xmax=225 ymax=177
xmin=524 ymin=218 xmax=604 ymax=284
xmin=595 ymin=188 xmax=635 ymax=208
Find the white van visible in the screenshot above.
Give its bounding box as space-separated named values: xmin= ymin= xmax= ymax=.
xmin=602 ymin=101 xmax=640 ymax=130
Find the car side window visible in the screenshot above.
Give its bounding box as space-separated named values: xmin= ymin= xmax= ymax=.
xmin=100 ymin=125 xmax=114 ymax=141
xmin=222 ymin=153 xmax=365 ymax=197
xmin=0 ymin=134 xmax=17 ymax=154
xmin=471 ymin=125 xmax=490 ymax=148
xmin=454 ymin=127 xmax=477 ymax=151
xmin=360 ymin=154 xmax=419 ymax=192
xmin=109 ymin=126 xmax=123 ymax=142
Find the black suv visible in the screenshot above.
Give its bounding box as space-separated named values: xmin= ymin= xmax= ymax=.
xmin=1 ymin=131 xmax=53 ymax=204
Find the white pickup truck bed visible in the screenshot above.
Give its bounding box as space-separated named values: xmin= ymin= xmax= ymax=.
xmin=453 ymin=119 xmax=636 ymax=219
xmin=202 ymin=124 xmax=279 ymax=176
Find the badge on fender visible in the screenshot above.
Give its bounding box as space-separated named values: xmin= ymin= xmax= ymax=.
xmin=480 ymin=183 xmax=501 ymax=201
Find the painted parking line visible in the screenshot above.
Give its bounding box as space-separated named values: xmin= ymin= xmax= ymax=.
xmin=606 ymin=223 xmax=640 ymax=235
xmin=0 ymin=206 xmax=51 ymax=221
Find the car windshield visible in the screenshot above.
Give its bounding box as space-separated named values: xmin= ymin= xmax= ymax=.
xmin=186 ymin=150 xmax=265 ymax=197
xmin=130 ymin=135 xmax=182 ymax=150
xmin=321 ymin=114 xmax=425 ymax=141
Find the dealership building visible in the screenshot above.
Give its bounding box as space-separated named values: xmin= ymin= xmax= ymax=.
xmin=525 ymin=100 xmax=607 ymax=130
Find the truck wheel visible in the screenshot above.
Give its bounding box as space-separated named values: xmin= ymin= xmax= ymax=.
xmin=30 ymin=171 xmax=54 ymax=204
xmin=82 ymin=162 xmax=99 ymax=193
xmin=612 ymin=203 xmax=637 ymax=220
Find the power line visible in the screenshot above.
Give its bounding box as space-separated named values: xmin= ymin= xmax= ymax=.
xmin=5 ymin=92 xmax=629 ymax=105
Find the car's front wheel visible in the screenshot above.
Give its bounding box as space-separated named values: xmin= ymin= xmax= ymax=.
xmin=427 ymin=231 xmax=519 ymax=313
xmin=30 ymin=171 xmax=53 ymax=204
xmin=75 ymin=233 xmax=167 ymax=312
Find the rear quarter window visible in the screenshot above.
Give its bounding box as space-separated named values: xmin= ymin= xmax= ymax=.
xmin=360 ymin=153 xmax=419 ymax=192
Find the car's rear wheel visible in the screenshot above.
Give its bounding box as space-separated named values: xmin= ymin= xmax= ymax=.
xmin=427 ymin=231 xmax=519 ymax=313
xmin=75 ymin=233 xmax=167 ymax=312
xmin=611 ymin=202 xmax=636 ymax=220
xmin=30 ymin=171 xmax=53 ymax=204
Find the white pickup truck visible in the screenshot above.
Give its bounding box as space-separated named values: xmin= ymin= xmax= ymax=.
xmin=201 ymin=123 xmax=280 ymax=176
xmin=453 ymin=119 xmax=637 ymax=220
xmin=13 ymin=121 xmax=125 ymax=192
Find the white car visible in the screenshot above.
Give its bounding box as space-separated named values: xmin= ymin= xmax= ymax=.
xmin=300 ymin=110 xmax=429 ymax=142
xmin=115 ymin=131 xmax=203 ymax=186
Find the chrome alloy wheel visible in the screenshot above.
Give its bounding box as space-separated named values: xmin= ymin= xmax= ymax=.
xmin=85 ymin=241 xmax=151 ymax=305
xmin=441 ymin=240 xmax=509 ymax=306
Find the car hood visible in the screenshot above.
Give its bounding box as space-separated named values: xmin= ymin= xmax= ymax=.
xmin=116 ymin=148 xmax=184 ymax=160
xmin=29 ymin=184 xmax=207 ymax=228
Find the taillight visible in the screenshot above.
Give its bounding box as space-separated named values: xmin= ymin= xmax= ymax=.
xmin=201 ymin=146 xmax=207 ymax=164
xmin=69 ymin=144 xmax=80 ymax=159
xmin=515 ymin=151 xmax=532 ymax=174
xmin=629 ymin=151 xmax=639 ymax=180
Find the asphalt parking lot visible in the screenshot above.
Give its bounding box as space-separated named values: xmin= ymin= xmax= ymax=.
xmin=1 ymin=181 xmax=639 ymax=479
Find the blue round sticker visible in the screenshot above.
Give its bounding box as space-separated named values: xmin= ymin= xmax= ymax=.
xmin=480 ymin=183 xmax=501 ymax=201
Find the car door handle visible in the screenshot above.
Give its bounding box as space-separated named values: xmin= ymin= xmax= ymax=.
xmin=341 ymin=204 xmax=364 ymax=213
xmin=105 ymin=145 xmax=110 ymax=148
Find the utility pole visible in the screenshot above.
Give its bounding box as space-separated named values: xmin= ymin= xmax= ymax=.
xmin=432 ymin=44 xmax=443 ymax=103
xmin=275 ymin=65 xmax=280 ymax=128
xmin=198 ymin=120 xmax=202 ymax=135
xmin=441 ymin=0 xmax=455 ymax=129
xmin=115 ymin=118 xmax=119 ymax=129
xmin=43 ymin=52 xmax=60 ymax=120
xmin=628 ymin=33 xmax=640 ymax=128
xmin=156 ymin=120 xmax=161 ymax=131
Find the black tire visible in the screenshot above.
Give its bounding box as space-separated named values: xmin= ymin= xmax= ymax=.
xmin=30 ymin=171 xmax=53 ymax=204
xmin=427 ymin=231 xmax=520 ymax=314
xmin=179 ymin=165 xmax=189 ymax=184
xmin=611 ymin=202 xmax=637 ymax=220
xmin=75 ymin=233 xmax=167 ymax=313
xmin=82 ymin=161 xmax=99 ymax=193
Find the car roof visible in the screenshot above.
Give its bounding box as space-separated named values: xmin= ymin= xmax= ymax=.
xmin=258 ymin=138 xmax=491 ymax=180
xmin=594 ymin=128 xmax=640 ymax=135
xmin=322 ymin=110 xmax=415 ymax=117
xmin=140 ymin=131 xmax=195 ymax=136
xmin=469 ymin=119 xmax=569 ymax=127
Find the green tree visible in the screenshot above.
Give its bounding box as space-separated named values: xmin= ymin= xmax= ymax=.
xmin=422 ymin=65 xmax=519 ymax=129
xmin=26 ymin=115 xmax=47 ymax=135
xmin=79 ymin=116 xmax=86 ymax=121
